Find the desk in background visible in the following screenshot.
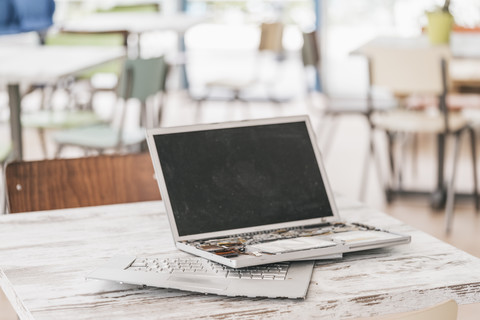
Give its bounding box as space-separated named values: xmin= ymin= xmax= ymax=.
xmin=1 ymin=196 xmax=480 ymax=319
xmin=354 ymin=35 xmax=480 ymax=91
xmin=59 ymin=12 xmax=206 ymax=36
xmin=59 ymin=12 xmax=207 ymax=87
xmin=352 ymin=36 xmax=480 ymax=209
xmin=0 ymin=46 xmax=125 ymax=161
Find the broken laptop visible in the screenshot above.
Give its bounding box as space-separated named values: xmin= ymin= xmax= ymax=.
xmin=88 ymin=255 xmax=315 ymax=299
xmin=143 ymin=115 xmax=410 ymax=268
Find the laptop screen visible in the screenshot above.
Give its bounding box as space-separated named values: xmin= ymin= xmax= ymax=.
xmin=153 ymin=121 xmax=334 ymax=237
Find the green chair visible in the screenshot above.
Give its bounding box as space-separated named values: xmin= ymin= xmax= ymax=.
xmin=194 ymin=22 xmax=286 ymax=121
xmin=21 ymin=32 xmax=126 ymax=157
xmin=53 ymin=56 xmax=169 ymax=156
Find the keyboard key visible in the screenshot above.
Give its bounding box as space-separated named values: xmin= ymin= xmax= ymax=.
xmin=130 ymin=261 xmax=147 ymax=268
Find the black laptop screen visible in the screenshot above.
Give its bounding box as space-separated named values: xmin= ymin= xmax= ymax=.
xmin=153 ymin=121 xmax=334 ymax=237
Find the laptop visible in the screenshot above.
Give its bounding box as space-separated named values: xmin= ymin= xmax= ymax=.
xmin=145 ymin=116 xmax=410 ymax=268
xmin=87 ymin=254 xmax=315 ymax=299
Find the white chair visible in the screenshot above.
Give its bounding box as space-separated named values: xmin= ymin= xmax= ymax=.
xmin=193 ymin=22 xmax=285 ymax=120
xmin=301 ymin=30 xmax=397 ymax=159
xmin=363 ymin=45 xmax=478 ymax=233
xmin=53 ymin=56 xmax=168 ymax=156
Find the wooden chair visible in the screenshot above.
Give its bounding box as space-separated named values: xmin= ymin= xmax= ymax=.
xmin=5 ymin=152 xmax=161 ymax=213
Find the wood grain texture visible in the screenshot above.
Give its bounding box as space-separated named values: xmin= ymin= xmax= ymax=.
xmin=1 ymin=196 xmax=480 ymax=319
xmin=5 ymin=153 xmax=161 ymax=213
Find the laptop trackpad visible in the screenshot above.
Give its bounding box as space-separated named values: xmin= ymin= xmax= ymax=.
xmin=167 ymin=275 xmax=228 ymax=291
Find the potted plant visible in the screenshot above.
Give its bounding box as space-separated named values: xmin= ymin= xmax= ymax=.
xmin=426 ymin=0 xmax=454 ymax=44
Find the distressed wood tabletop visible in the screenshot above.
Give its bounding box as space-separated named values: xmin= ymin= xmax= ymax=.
xmin=1 ymin=196 xmax=480 ymax=320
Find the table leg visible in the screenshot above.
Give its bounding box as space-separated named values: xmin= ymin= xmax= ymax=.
xmin=431 ymin=133 xmax=446 ymax=209
xmin=7 ymin=84 xmax=22 ymax=161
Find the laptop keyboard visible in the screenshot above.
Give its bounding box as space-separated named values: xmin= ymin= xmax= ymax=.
xmin=127 ymin=257 xmax=290 ymax=280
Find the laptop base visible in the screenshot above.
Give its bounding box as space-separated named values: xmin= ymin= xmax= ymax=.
xmin=87 ymin=255 xmax=315 ymax=299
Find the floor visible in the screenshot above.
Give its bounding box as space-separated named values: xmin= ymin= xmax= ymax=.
xmin=2 ymin=87 xmax=480 ymax=318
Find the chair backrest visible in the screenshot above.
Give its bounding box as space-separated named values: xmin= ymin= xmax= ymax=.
xmin=117 ymin=56 xmax=168 ymax=103
xmin=6 ymin=153 xmax=161 ymax=213
xmin=0 ymin=0 xmax=16 ymax=34
xmin=10 ymin=0 xmax=55 ymax=32
xmin=366 ymin=46 xmax=451 ymax=96
xmin=114 ymin=56 xmax=168 ymax=141
xmin=258 ymin=22 xmax=284 ymax=52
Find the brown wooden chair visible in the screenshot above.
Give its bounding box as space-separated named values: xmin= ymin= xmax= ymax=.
xmin=5 ymin=152 xmax=161 ymax=213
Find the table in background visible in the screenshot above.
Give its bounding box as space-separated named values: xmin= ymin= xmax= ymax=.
xmin=0 ymin=46 xmax=125 ymax=161
xmin=354 ymin=35 xmax=480 ymax=91
xmin=60 ymin=12 xmax=207 ymax=87
xmin=353 ymin=35 xmax=480 ymax=208
xmin=60 ymin=13 xmax=206 ymax=36
xmin=1 ymin=195 xmax=480 ymax=319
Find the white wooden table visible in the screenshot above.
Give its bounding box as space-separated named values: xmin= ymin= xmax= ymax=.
xmin=1 ymin=195 xmax=480 ymax=319
xmin=0 ymin=46 xmax=125 ymax=160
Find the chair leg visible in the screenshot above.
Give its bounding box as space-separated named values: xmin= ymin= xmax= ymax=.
xmin=315 ymin=112 xmax=332 ymax=147
xmin=359 ymin=138 xmax=371 ymax=202
xmin=398 ymin=133 xmax=411 ymax=190
xmin=372 ymin=132 xmax=387 ymax=201
xmin=387 ymin=131 xmax=396 ymax=190
xmin=195 ymin=99 xmax=203 ymax=123
xmin=38 ymin=128 xmax=48 ymax=158
xmin=322 ymin=115 xmax=340 ymax=158
xmin=412 ymin=133 xmax=418 ymax=178
xmin=140 ymin=101 xmax=147 ymax=128
xmin=469 ymin=127 xmax=479 ymax=211
xmin=55 ymin=144 xmax=65 ymax=158
xmin=241 ymin=99 xmax=250 ymax=120
xmin=359 ymin=127 xmax=376 ymax=202
xmin=445 ymin=132 xmax=462 ymax=234
xmin=1 ymin=164 xmax=6 ymax=215
xmin=157 ymin=93 xmax=166 ymax=127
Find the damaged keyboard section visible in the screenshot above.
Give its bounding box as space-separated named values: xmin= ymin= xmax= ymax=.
xmin=183 ymin=222 xmax=383 ymax=258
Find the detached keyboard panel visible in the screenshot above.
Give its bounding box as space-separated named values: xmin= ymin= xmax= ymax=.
xmin=127 ymin=257 xmax=289 ymax=280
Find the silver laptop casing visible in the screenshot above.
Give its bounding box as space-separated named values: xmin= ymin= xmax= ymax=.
xmin=146 ymin=116 xmax=410 ymax=268
xmin=87 ymin=255 xmax=315 ymax=299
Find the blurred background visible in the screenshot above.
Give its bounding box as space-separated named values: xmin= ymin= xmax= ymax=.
xmin=2 ymin=0 xmax=480 ymax=317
